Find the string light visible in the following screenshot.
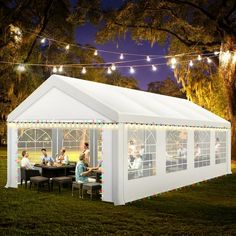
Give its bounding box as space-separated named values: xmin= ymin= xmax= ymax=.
xmin=58 ymin=65 xmax=63 ymax=73
xmin=130 ymin=66 xmax=135 ymax=74
xmin=107 ymin=67 xmax=112 ymax=74
xmin=146 ymin=56 xmax=151 ymax=62
xmin=119 ymin=53 xmax=124 ymax=60
xmin=111 ymin=63 xmax=116 ymax=71
xmin=65 ymin=44 xmax=70 ymax=50
xmin=197 ymin=55 xmax=202 ymax=61
xmin=17 ymin=64 xmax=26 ymax=72
xmin=152 ymin=65 xmax=157 ymax=71
xmin=81 ymin=67 xmax=86 ymax=74
xmin=214 ymin=51 xmax=220 ymax=55
xmin=94 ymin=50 xmax=98 ymax=56
xmin=207 ymin=57 xmax=212 ymax=63
xmin=41 ymin=38 xmax=46 ymax=44
xmin=52 ymin=66 xmax=57 ymax=73
xmin=189 ymin=60 xmax=194 ymax=67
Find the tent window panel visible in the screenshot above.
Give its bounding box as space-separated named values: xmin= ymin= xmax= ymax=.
xmin=62 ymin=129 xmax=89 ymax=162
xmin=166 ymin=130 xmax=187 ymax=173
xmin=18 ymin=128 xmax=52 ymax=164
xmin=215 ymin=131 xmax=227 ymax=164
xmin=194 ymin=131 xmax=210 ymax=168
xmin=128 ymin=128 xmax=156 ymax=180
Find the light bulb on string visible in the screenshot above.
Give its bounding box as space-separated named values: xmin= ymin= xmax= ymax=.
xmin=197 ymin=55 xmax=202 ymax=61
xmin=146 ymin=56 xmax=151 ymax=62
xmin=152 ymin=65 xmax=157 ymax=71
xmin=119 ymin=53 xmax=124 ymax=60
xmin=214 ymin=51 xmax=220 ymax=55
xmin=94 ymin=50 xmax=98 ymax=56
xmin=129 ymin=66 xmax=135 ymax=74
xmin=221 ymin=50 xmax=231 ymax=64
xmin=189 ymin=60 xmax=194 ymax=67
xmin=107 ymin=67 xmax=112 ymax=74
xmin=170 ymin=57 xmax=177 ymax=65
xmin=111 ymin=63 xmax=116 ymax=71
xmin=207 ymin=57 xmax=212 ymax=63
xmin=58 ymin=65 xmax=63 ymax=73
xmin=65 ymin=44 xmax=70 ymax=50
xmin=81 ymin=67 xmax=86 ymax=74
xmin=52 ymin=66 xmax=57 ymax=73
xmin=17 ymin=64 xmax=26 ymax=72
xmin=41 ymin=38 xmax=46 ymax=44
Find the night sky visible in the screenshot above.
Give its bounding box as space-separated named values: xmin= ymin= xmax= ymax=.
xmin=75 ymin=0 xmax=174 ymax=90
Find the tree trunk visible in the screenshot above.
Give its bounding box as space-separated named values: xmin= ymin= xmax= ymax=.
xmin=220 ymin=35 xmax=236 ymax=160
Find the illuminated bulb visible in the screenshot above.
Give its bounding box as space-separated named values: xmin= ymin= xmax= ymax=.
xmin=207 ymin=57 xmax=212 ymax=63
xmin=94 ymin=50 xmax=98 ymax=56
xmin=111 ymin=63 xmax=116 ymax=71
xmin=129 ymin=66 xmax=135 ymax=74
xmin=170 ymin=57 xmax=177 ymax=65
xmin=171 ymin=64 xmax=176 ymax=69
xmin=214 ymin=51 xmax=220 ymax=55
xmin=146 ymin=56 xmax=151 ymax=62
xmin=119 ymin=53 xmax=124 ymax=60
xmin=189 ymin=60 xmax=194 ymax=67
xmin=152 ymin=65 xmax=157 ymax=71
xmin=107 ymin=67 xmax=112 ymax=74
xmin=41 ymin=38 xmax=46 ymax=44
xmin=81 ymin=67 xmax=86 ymax=74
xmin=197 ymin=55 xmax=202 ymax=61
xmin=65 ymin=44 xmax=70 ymax=50
xmin=52 ymin=66 xmax=57 ymax=73
xmin=221 ymin=50 xmax=231 ymax=63
xmin=17 ymin=64 xmax=26 ymax=72
xmin=58 ymin=65 xmax=63 ymax=73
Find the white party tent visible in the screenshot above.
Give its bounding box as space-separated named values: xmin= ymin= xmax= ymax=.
xmin=6 ymin=74 xmax=231 ymax=205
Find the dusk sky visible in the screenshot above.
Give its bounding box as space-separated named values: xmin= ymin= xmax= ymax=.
xmin=75 ymin=0 xmax=174 ymax=90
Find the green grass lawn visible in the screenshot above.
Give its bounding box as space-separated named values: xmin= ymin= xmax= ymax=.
xmin=0 ymin=148 xmax=236 ymax=235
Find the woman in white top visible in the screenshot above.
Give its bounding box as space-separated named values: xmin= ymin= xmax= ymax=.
xmin=83 ymin=142 xmax=90 ymax=167
xmin=56 ymin=148 xmax=69 ymax=164
xmin=21 ymin=150 xmax=33 ymax=169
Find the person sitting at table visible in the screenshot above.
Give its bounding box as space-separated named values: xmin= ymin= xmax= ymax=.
xmin=40 ymin=148 xmax=54 ymax=165
xmin=56 ymin=147 xmax=69 ymax=164
xmin=75 ymin=154 xmax=96 ymax=183
xmin=21 ymin=150 xmax=34 ymax=169
xmin=82 ymin=142 xmax=90 ymax=166
xmin=130 ymin=152 xmax=143 ymax=178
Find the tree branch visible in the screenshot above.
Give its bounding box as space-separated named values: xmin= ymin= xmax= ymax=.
xmin=23 ymin=0 xmax=54 ymax=63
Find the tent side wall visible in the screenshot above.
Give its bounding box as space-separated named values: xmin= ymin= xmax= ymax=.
xmin=5 ymin=124 xmax=18 ymax=188
xmin=120 ymin=127 xmax=231 ymax=204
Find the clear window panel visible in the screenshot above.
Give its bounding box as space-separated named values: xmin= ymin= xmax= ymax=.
xmin=62 ymin=129 xmax=89 ymax=162
xmin=128 ymin=128 xmax=156 ymax=180
xmin=166 ymin=130 xmax=187 ymax=173
xmin=18 ymin=128 xmax=52 ymax=164
xmin=194 ymin=130 xmax=210 ymax=168
xmin=215 ymin=131 xmax=227 ymax=164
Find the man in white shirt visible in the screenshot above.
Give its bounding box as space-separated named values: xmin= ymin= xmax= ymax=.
xmin=131 ymin=152 xmax=143 ymax=178
xmin=21 ymin=150 xmax=33 ymax=169
xmin=56 ymin=148 xmax=69 ymax=165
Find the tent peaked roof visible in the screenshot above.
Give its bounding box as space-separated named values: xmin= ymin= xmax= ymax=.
xmin=8 ymin=74 xmax=230 ymax=128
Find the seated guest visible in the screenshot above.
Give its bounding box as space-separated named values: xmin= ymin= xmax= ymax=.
xmin=56 ymin=147 xmax=69 ymax=164
xmin=75 ymin=154 xmax=95 ymax=183
xmin=21 ymin=150 xmax=34 ymax=169
xmin=194 ymin=144 xmax=201 ymax=159
xmin=82 ymin=142 xmax=90 ymax=166
xmin=40 ymin=148 xmax=54 ymax=165
xmin=131 ymin=152 xmax=143 ymax=178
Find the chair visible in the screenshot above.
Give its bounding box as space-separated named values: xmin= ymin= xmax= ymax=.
xmin=30 ymin=176 xmax=50 ymax=192
xmin=20 ymin=167 xmax=40 ymax=188
xmin=72 ymin=181 xmax=83 ymax=197
xmin=82 ymin=182 xmax=101 ymax=200
xmin=51 ymin=176 xmax=72 ymax=193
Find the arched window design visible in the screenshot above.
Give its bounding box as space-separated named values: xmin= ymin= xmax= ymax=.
xmin=62 ymin=129 xmax=89 ymax=161
xmin=18 ymin=128 xmax=52 ymax=163
xmin=194 ymin=130 xmax=210 ymax=168
xmin=127 ymin=128 xmax=156 ymax=180
xmin=166 ymin=130 xmax=187 ymax=173
xmin=215 ymin=131 xmax=227 ymax=164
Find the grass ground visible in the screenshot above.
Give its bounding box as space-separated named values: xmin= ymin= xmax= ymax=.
xmin=0 ymin=147 xmax=236 ymax=235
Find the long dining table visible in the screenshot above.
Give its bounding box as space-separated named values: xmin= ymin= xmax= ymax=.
xmin=34 ymin=164 xmax=76 ymax=178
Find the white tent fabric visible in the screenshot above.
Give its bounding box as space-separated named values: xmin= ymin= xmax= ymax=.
xmin=8 ymin=74 xmax=230 ymax=128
